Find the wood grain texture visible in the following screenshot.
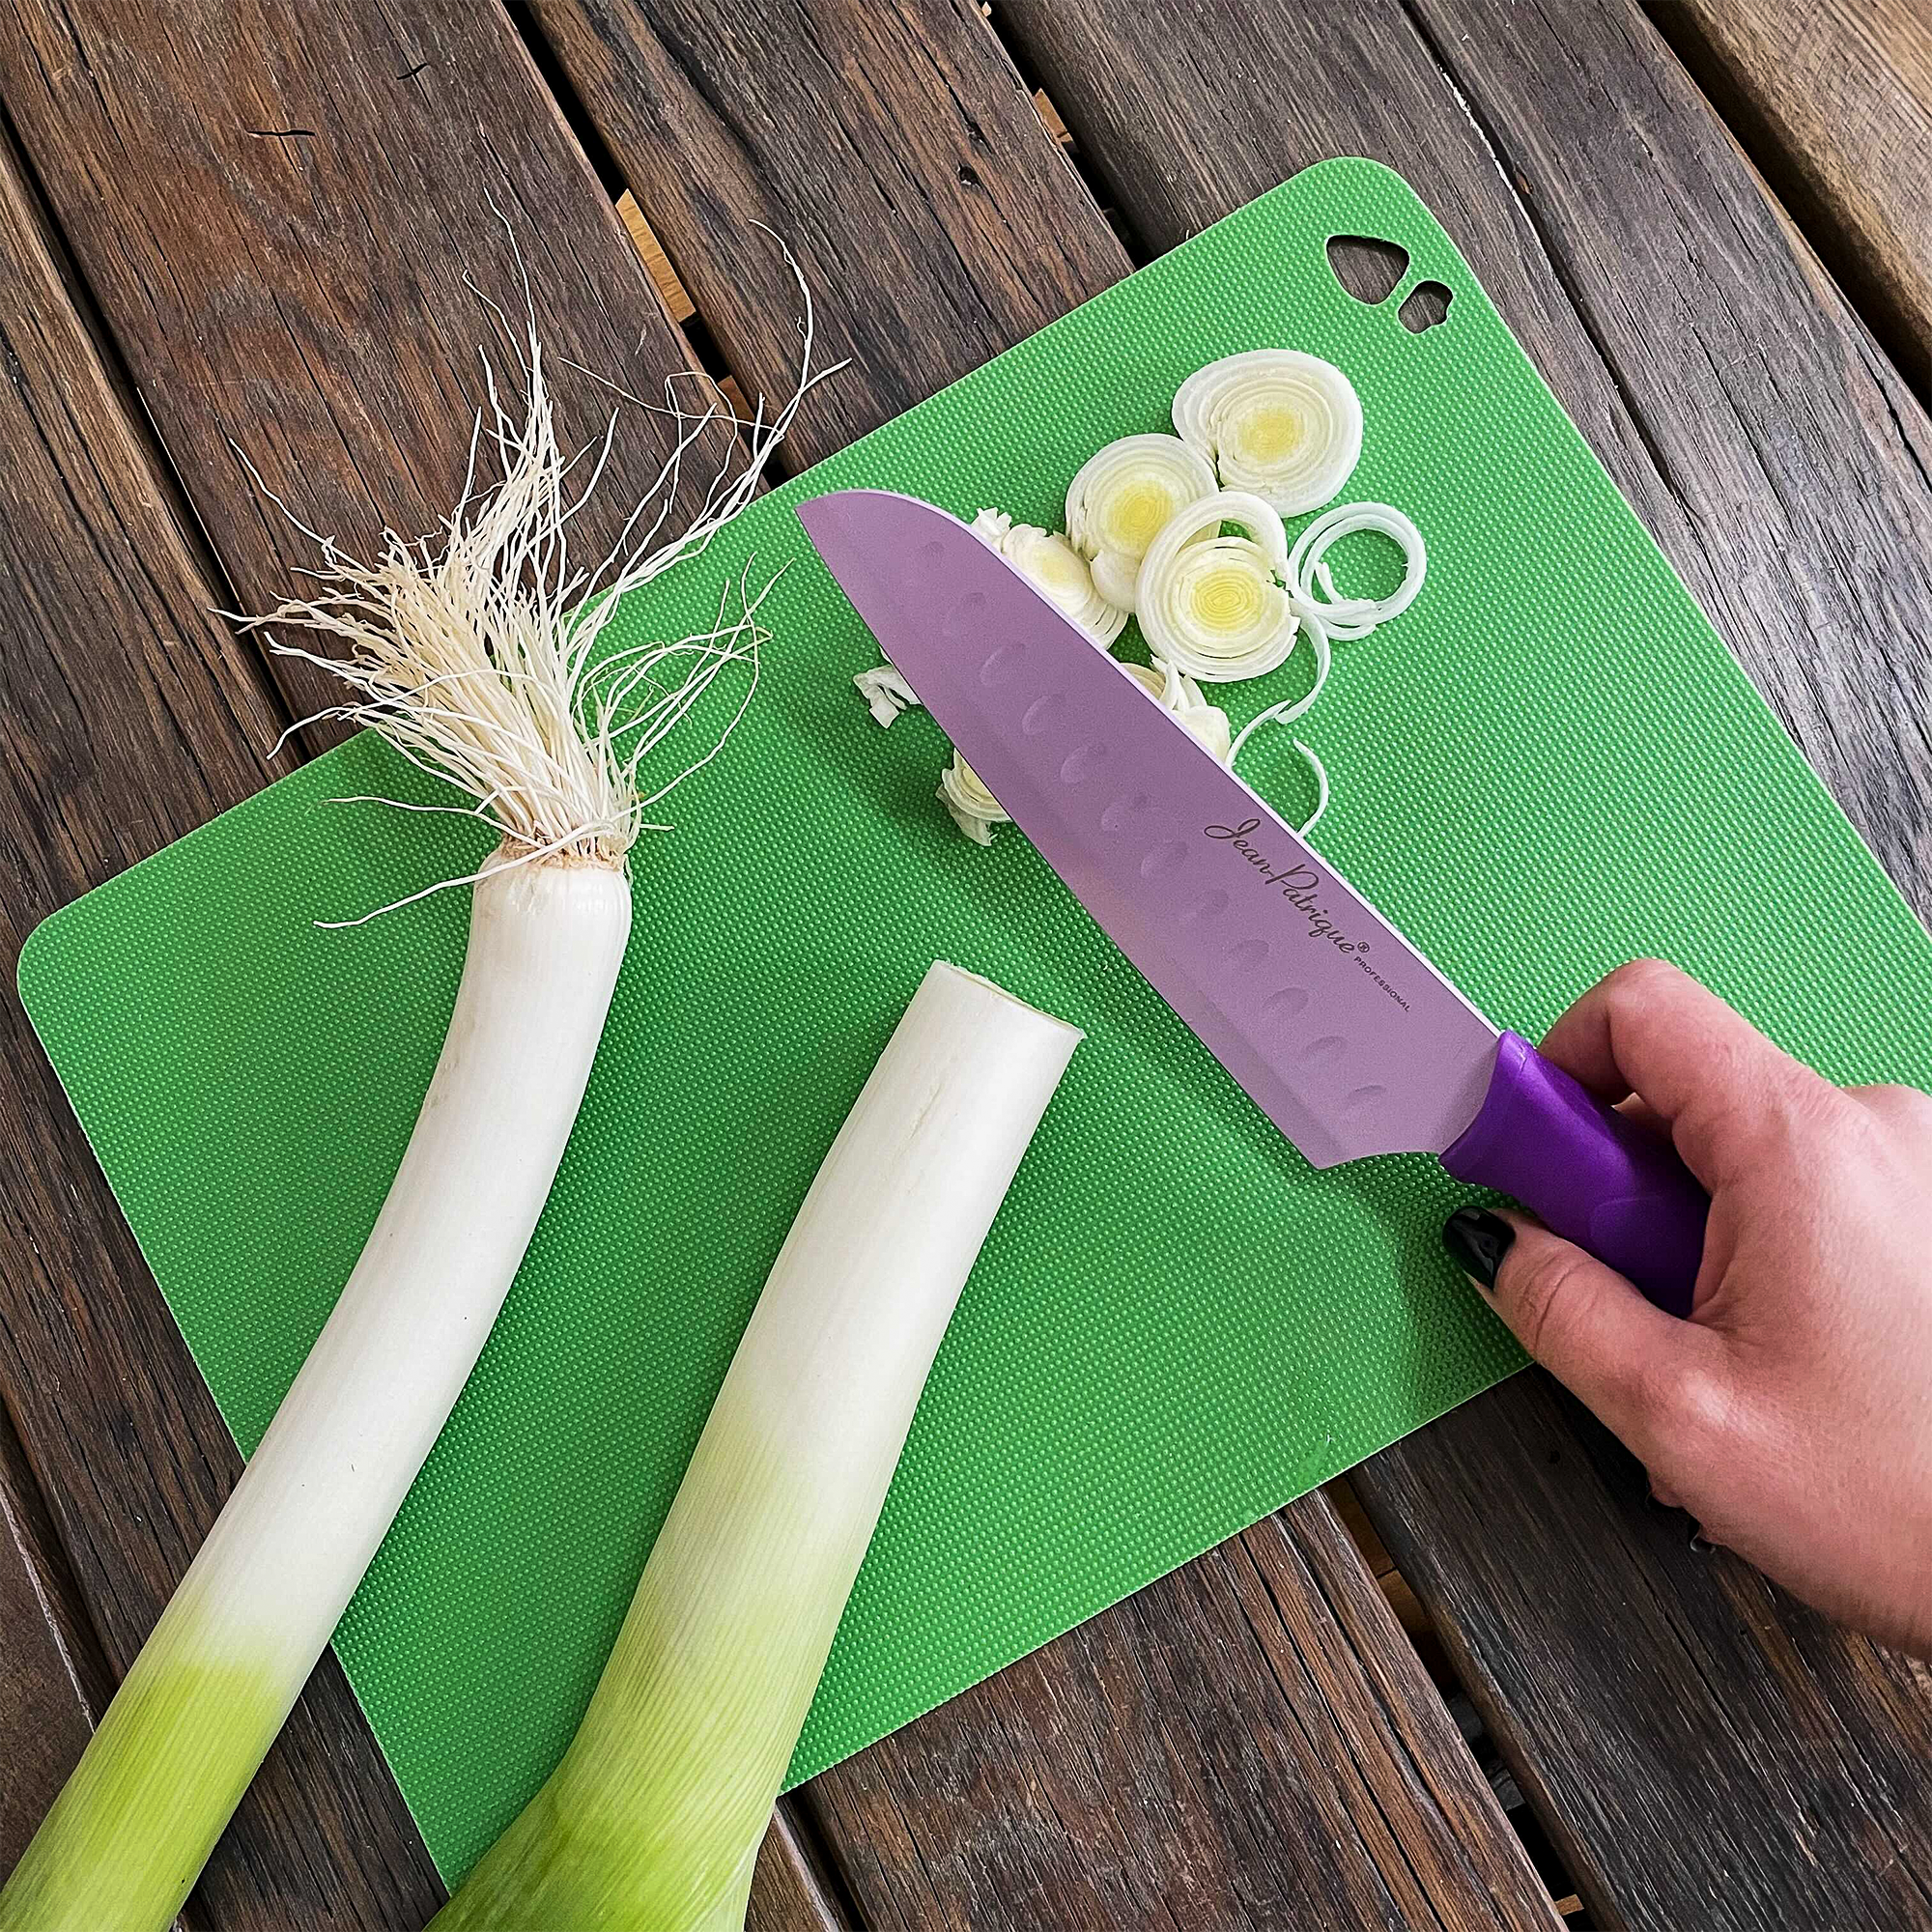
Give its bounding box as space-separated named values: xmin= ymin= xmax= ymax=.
xmin=531 ymin=3 xmax=1557 ymax=1923
xmin=0 ymin=111 xmax=445 ymax=1925
xmin=749 ymin=1812 xmax=853 ymax=1931
xmin=0 ymin=1406 xmax=104 ymax=1883
xmin=0 ymin=0 xmax=708 ymax=738
xmin=984 ymin=0 xmax=1932 ymax=1921
xmin=1647 ymin=0 xmax=1932 ymax=395
xmin=799 ymin=1495 xmax=1557 ymax=1930
xmin=526 ymin=0 xmax=1130 ymax=466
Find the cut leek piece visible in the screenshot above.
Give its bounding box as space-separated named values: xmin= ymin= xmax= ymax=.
xmin=1122 ymin=660 xmax=1234 ymax=763
xmin=1065 ymin=434 xmax=1217 ymax=613
xmin=1173 ymin=350 xmax=1363 ymax=516
xmin=1287 ymin=501 xmax=1427 ymax=639
xmin=938 ymin=750 xmax=1010 ymax=844
xmin=1135 ymin=489 xmax=1297 ymax=683
xmin=971 ymin=508 xmax=1127 ymax=647
xmin=430 ymin=962 xmax=1079 ymax=1932
xmin=854 ymin=660 xmax=921 ymax=726
xmin=1227 ymin=609 xmax=1330 ymax=764
xmin=1293 ymin=737 xmax=1330 ymax=837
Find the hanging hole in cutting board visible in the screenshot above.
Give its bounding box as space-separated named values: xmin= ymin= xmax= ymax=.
xmin=1399 ymin=280 xmax=1454 ymax=334
xmin=1325 ymin=234 xmax=1410 ymax=305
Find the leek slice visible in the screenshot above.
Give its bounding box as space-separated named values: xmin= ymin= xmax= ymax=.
xmin=1293 ymin=738 xmax=1330 ymax=837
xmin=1135 ymin=490 xmax=1297 ymax=682
xmin=1065 ymin=434 xmax=1217 ymax=613
xmin=1122 ymin=660 xmax=1234 ymax=763
xmin=1287 ymin=501 xmax=1426 ymax=639
xmin=971 ymin=508 xmax=1127 ymax=647
xmin=1173 ymin=350 xmax=1363 ymax=516
xmin=854 ymin=660 xmax=921 ymax=726
xmin=938 ymin=750 xmax=1010 ymax=844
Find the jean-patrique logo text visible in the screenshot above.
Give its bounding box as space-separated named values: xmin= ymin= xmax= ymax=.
xmin=1203 ymin=817 xmax=1414 ymax=1013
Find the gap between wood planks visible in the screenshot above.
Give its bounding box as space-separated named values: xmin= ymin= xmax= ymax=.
xmin=605 ymin=162 xmax=1594 ymax=1931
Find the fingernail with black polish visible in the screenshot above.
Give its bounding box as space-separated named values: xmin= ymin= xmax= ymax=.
xmin=1689 ymin=1524 xmax=1716 ymax=1554
xmin=1443 ymin=1208 xmax=1515 ymax=1290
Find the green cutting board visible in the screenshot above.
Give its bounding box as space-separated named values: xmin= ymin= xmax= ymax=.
xmin=20 ymin=159 xmax=1932 ymax=1882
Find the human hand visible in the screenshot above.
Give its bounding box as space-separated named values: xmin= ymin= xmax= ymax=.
xmin=1442 ymin=958 xmax=1932 ymax=1657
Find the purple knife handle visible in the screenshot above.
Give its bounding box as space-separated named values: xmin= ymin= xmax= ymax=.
xmin=1440 ymin=1032 xmax=1708 ymax=1318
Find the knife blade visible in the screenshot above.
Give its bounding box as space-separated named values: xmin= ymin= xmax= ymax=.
xmin=799 ymin=489 xmax=1708 ymax=1315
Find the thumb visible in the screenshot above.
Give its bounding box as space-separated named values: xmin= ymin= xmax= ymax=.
xmin=1444 ymin=1207 xmax=1704 ymax=1458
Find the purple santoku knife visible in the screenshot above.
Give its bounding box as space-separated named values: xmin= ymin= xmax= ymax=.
xmin=799 ymin=490 xmax=1709 ymax=1317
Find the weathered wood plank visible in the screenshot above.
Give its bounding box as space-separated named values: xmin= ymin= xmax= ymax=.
xmin=526 ymin=0 xmax=1129 ymax=466
xmin=800 ymin=1494 xmax=1557 ymax=1929
xmin=1648 ymin=0 xmax=1932 ymax=394
xmin=528 ymin=2 xmax=1557 ymax=1922
xmin=986 ymin=0 xmax=1932 ymax=1921
xmin=749 ymin=1813 xmax=857 ymax=1932
xmin=0 ymin=108 xmax=445 ymax=1926
xmin=0 ymin=1403 xmax=104 ymax=1885
xmin=0 ymin=0 xmax=706 ymax=739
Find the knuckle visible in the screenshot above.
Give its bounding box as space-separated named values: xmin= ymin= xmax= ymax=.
xmin=1503 ymin=1244 xmax=1599 ymax=1364
xmin=1655 ymin=1359 xmax=1735 ymax=1452
xmin=1856 ymin=1082 xmax=1932 ymax=1132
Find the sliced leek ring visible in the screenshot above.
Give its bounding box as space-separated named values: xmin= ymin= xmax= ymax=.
xmin=971 ymin=508 xmax=1127 ymax=647
xmin=938 ymin=750 xmax=1009 ymax=845
xmin=1135 ymin=490 xmax=1296 ymax=682
xmin=1293 ymin=738 xmax=1329 ymax=837
xmin=1227 ymin=611 xmax=1330 ymax=763
xmin=1287 ymin=501 xmax=1426 ymax=639
xmin=1122 ymin=659 xmax=1234 ymax=763
xmin=1228 ymin=720 xmax=1329 ymax=838
xmin=1174 ymin=351 xmax=1363 ymax=517
xmin=1065 ymin=435 xmax=1218 ymax=613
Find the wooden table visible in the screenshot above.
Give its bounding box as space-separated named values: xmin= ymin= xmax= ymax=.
xmin=2 ymin=1 xmax=1929 ymax=1925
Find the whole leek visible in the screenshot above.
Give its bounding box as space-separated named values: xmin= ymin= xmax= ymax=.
xmin=0 ymin=289 xmax=825 ymax=1931
xmin=432 ymin=959 xmax=1080 ymax=1930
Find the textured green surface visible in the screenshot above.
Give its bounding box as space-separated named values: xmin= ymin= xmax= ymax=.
xmin=19 ymin=161 xmax=1932 ymax=1882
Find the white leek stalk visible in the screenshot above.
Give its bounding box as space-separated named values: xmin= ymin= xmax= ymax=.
xmin=0 ymin=277 xmax=821 ymax=1930
xmin=1065 ymin=434 xmax=1216 ymax=612
xmin=0 ymin=859 xmax=628 ymax=1932
xmin=971 ymin=508 xmax=1127 ymax=647
xmin=1135 ymin=489 xmax=1298 ymax=682
xmin=1173 ymin=350 xmax=1363 ymax=516
xmin=430 ymin=961 xmax=1080 ymax=1931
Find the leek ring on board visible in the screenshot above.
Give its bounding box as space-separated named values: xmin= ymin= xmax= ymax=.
xmin=1173 ymin=350 xmax=1363 ymax=517
xmin=938 ymin=751 xmax=1010 ymax=845
xmin=1065 ymin=435 xmax=1218 ymax=612
xmin=1122 ymin=660 xmax=1234 ymax=763
xmin=1135 ymin=490 xmax=1296 ymax=682
xmin=853 ymin=661 xmax=921 ymax=726
xmin=971 ymin=508 xmax=1127 ymax=647
xmin=1286 ymin=501 xmax=1427 ymax=639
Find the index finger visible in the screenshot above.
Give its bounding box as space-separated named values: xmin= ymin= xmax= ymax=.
xmin=1538 ymin=958 xmax=1829 ymax=1188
